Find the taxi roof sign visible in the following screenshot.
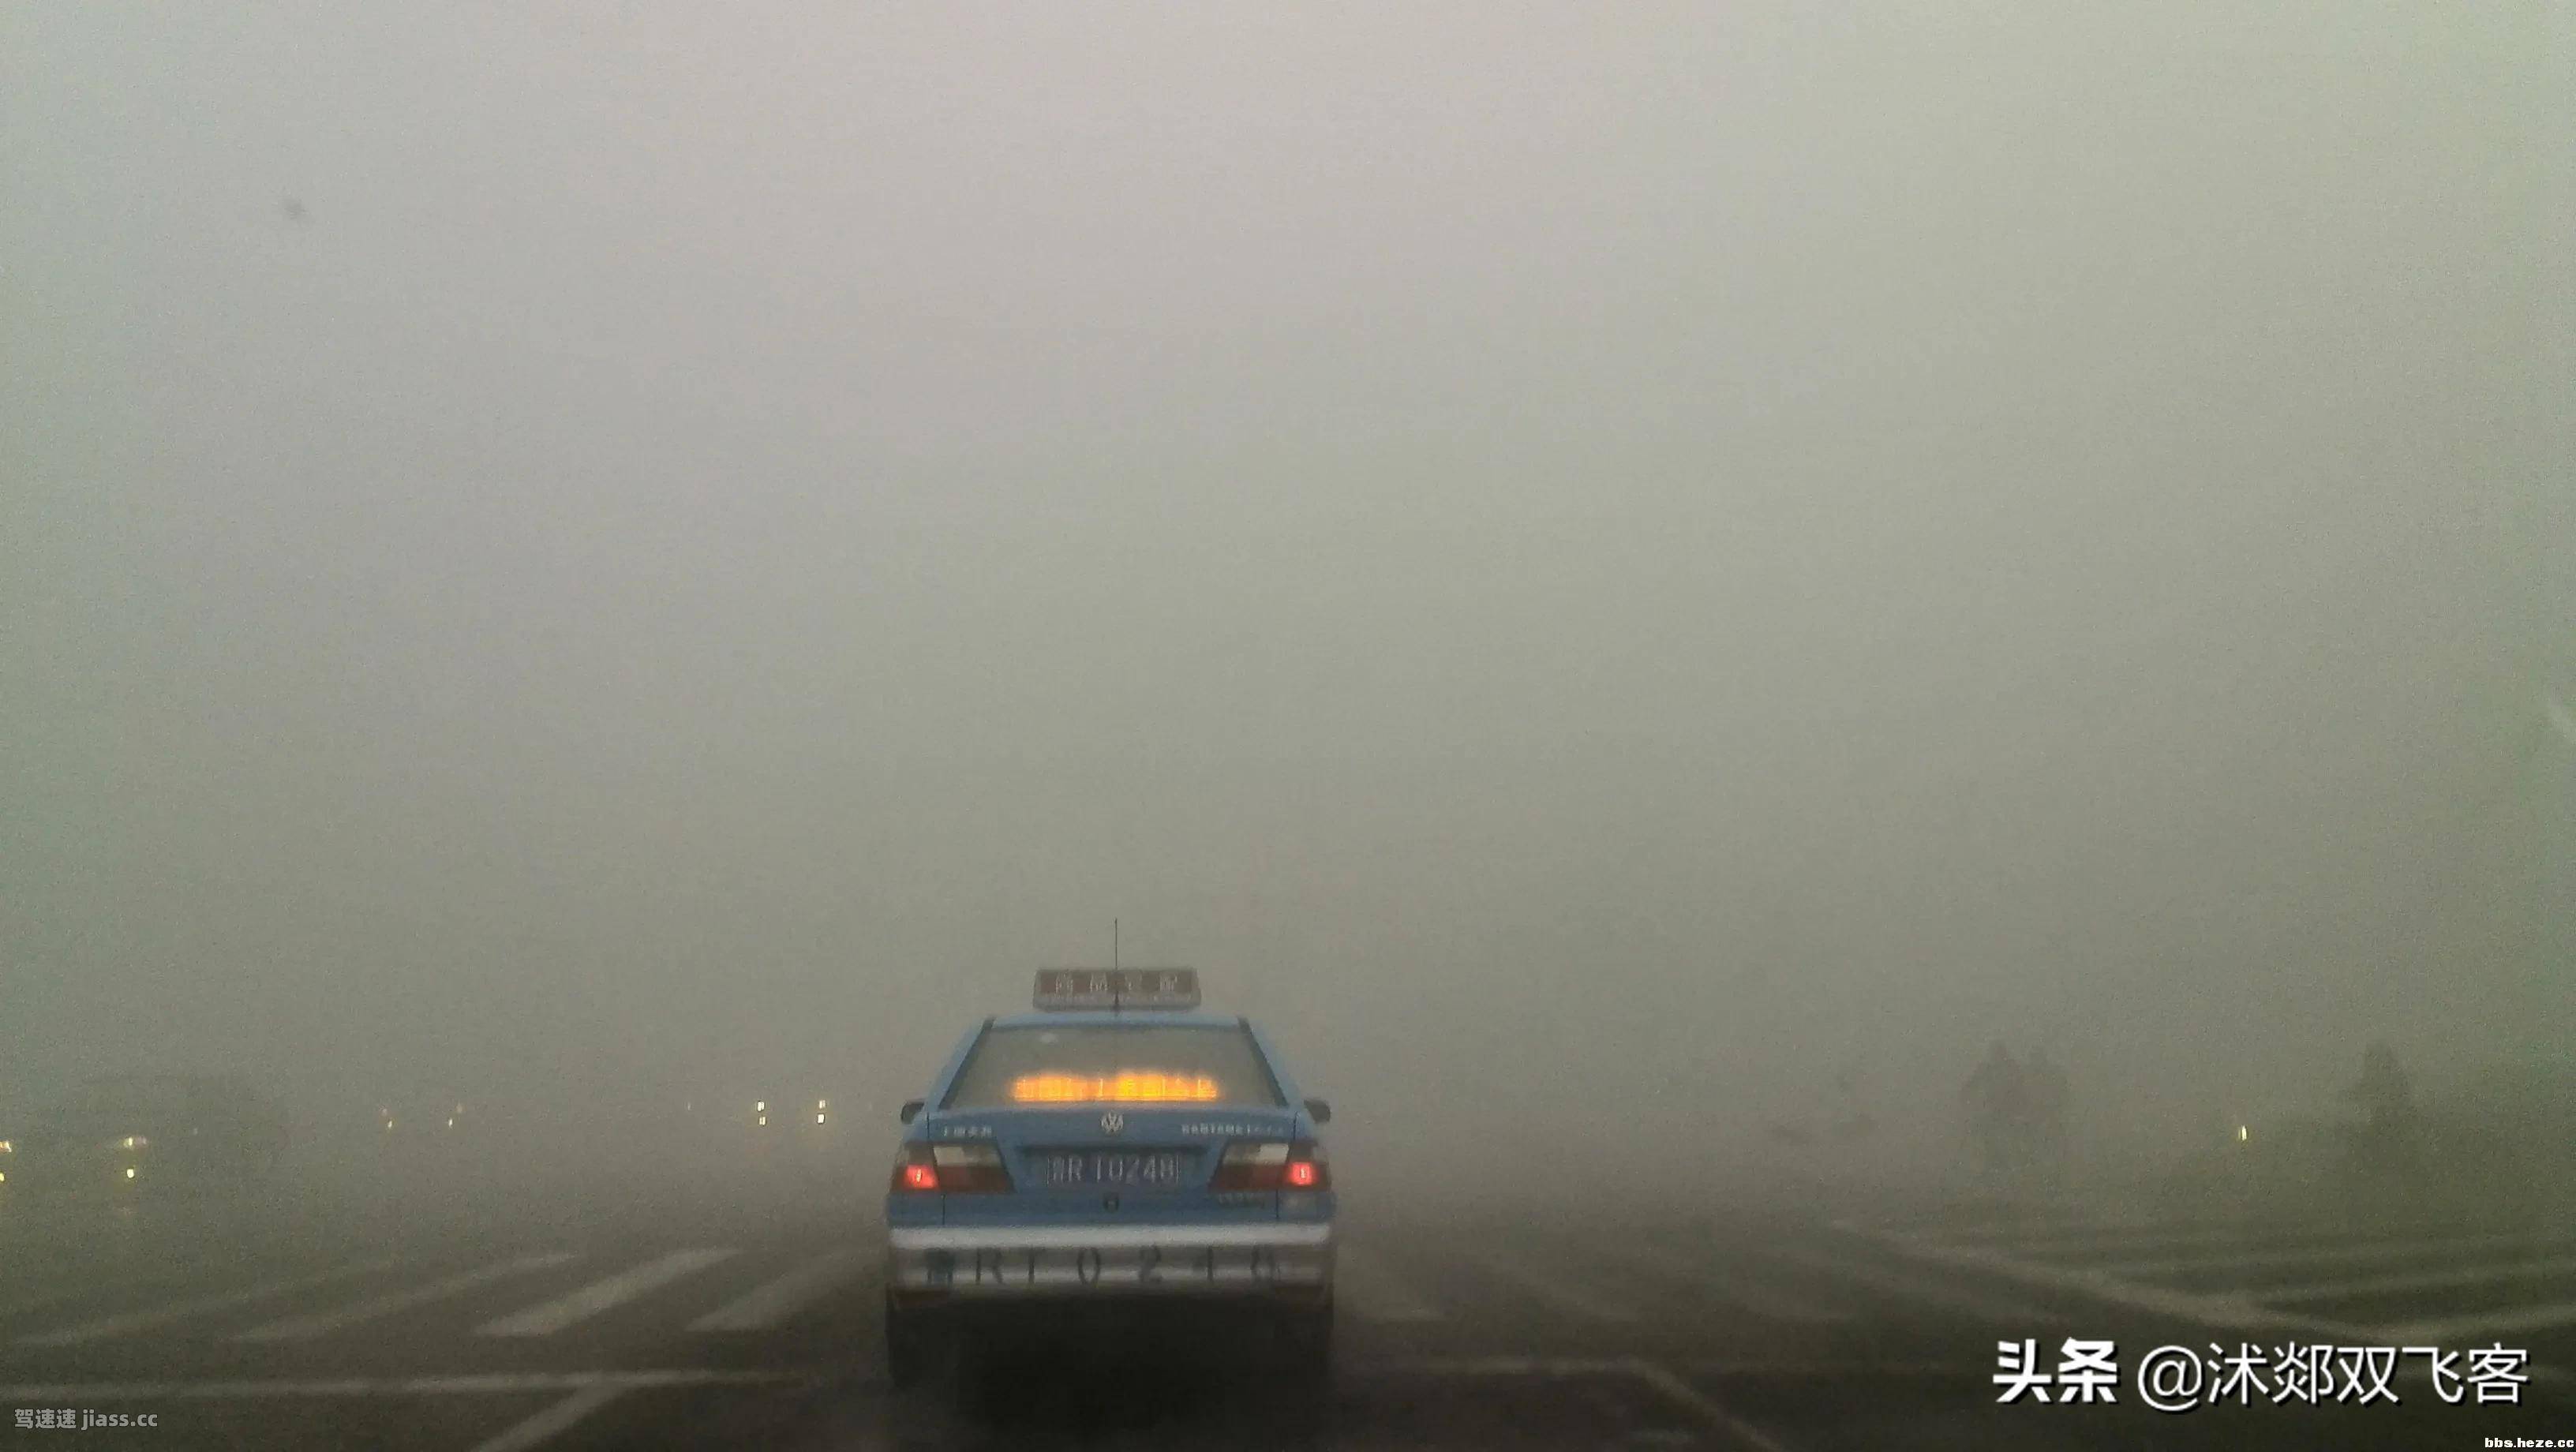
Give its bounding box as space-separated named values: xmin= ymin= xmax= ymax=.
xmin=1034 ymin=967 xmax=1200 ymax=1012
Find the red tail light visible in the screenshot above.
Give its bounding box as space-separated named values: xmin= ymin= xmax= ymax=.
xmin=889 ymin=1143 xmax=1013 ymax=1193
xmin=1285 ymin=1140 xmax=1330 ymax=1190
xmin=1211 ymin=1139 xmax=1331 ymax=1192
xmin=890 ymin=1145 xmax=940 ymax=1192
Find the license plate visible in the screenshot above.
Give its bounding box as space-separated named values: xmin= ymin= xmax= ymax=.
xmin=1040 ymin=1150 xmax=1186 ymax=1189
xmin=915 ymin=1243 xmax=1324 ymax=1292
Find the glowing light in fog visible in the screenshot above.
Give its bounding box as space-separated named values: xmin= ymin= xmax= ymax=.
xmin=1010 ymin=1072 xmax=1222 ymax=1103
xmin=815 ymin=1113 xmax=826 ymax=1124
xmin=2238 ymin=1125 xmax=2250 ymax=1142
xmin=124 ymin=1167 xmax=137 ymax=1180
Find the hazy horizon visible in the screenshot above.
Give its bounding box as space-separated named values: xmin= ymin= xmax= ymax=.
xmin=6 ymin=2 xmax=2567 ymax=1178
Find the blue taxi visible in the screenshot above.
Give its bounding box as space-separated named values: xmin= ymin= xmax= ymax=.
xmin=882 ymin=970 xmax=1335 ymax=1385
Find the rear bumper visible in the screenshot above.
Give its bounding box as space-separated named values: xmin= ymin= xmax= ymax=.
xmin=886 ymin=1221 xmax=1334 ymax=1302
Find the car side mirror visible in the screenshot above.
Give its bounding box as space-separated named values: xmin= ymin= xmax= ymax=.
xmin=1303 ymin=1098 xmax=1331 ymax=1125
xmin=899 ymin=1099 xmax=923 ymax=1125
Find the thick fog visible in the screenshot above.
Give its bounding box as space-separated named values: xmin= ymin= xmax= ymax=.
xmin=5 ymin=3 xmax=2567 ymax=1191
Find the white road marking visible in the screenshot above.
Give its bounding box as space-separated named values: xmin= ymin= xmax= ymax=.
xmin=1772 ymin=1248 xmax=2061 ymax=1327
xmin=1591 ymin=1245 xmax=1849 ymax=1325
xmin=1351 ymin=1355 xmax=1796 ymax=1450
xmin=1623 ymin=1359 xmax=1799 ymax=1452
xmin=1994 ymin=1225 xmax=2333 ymax=1258
xmin=2265 ymin=1256 xmax=2576 ymax=1306
xmin=0 ymin=1369 xmax=814 ymax=1401
xmin=466 ymin=1383 xmax=627 ymax=1452
xmin=16 ymin=1260 xmax=402 ymax=1346
xmin=1859 ymin=1226 xmax=2327 ymax=1331
xmin=230 ymin=1252 xmax=578 ymax=1342
xmin=2106 ymin=1233 xmax=2574 ymax=1278
xmin=2379 ymin=1299 xmax=2576 ymax=1345
xmin=687 ymin=1248 xmax=869 ymax=1332
xmin=1334 ymin=1248 xmax=1441 ymax=1323
xmin=1861 ymin=1225 xmax=2576 ymax=1394
xmin=1460 ymin=1252 xmax=1639 ymax=1323
xmin=1694 ymin=1274 xmax=1853 ymax=1327
xmin=475 ymin=1248 xmax=739 ymax=1338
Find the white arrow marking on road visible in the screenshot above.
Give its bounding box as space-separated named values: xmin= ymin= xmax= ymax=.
xmin=16 ymin=1260 xmax=403 ymax=1346
xmin=1333 ymin=1248 xmax=1441 ymax=1323
xmin=230 ymin=1252 xmax=578 ymax=1342
xmin=687 ymin=1248 xmax=870 ymax=1332
xmin=475 ymin=1248 xmax=739 ymax=1338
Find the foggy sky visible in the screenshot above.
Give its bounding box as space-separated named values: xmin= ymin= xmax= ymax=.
xmin=6 ymin=2 xmax=2566 ymax=1162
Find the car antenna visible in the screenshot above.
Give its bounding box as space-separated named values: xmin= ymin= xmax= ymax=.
xmin=1112 ymin=919 xmax=1120 ymax=1020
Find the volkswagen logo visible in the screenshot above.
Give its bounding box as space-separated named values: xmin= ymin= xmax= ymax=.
xmin=1099 ymin=1111 xmax=1125 ymax=1134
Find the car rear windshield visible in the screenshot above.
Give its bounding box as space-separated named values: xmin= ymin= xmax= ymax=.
xmin=942 ymin=1024 xmax=1285 ymax=1110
